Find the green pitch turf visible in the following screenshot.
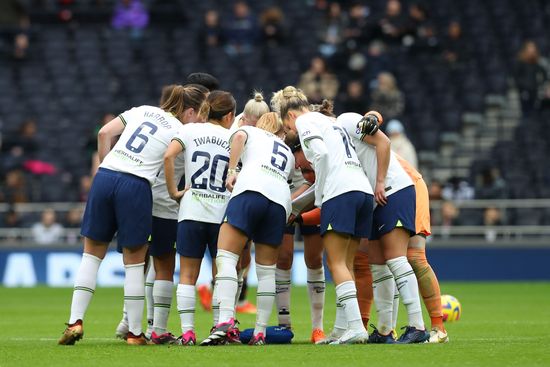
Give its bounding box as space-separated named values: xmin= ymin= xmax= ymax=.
xmin=0 ymin=282 xmax=549 ymax=367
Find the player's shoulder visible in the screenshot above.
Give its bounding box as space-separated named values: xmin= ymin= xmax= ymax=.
xmin=336 ymin=112 xmax=362 ymax=130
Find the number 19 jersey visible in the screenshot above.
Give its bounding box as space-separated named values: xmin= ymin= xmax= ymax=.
xmin=231 ymin=126 xmax=294 ymax=218
xmin=172 ymin=122 xmax=231 ymax=224
xmin=101 ymin=105 xmax=181 ymax=185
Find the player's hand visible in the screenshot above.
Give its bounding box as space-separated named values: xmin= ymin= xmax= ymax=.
xmin=374 ymin=181 xmax=387 ymax=206
xmin=357 ymin=114 xmax=379 ymax=136
xmin=287 ymin=214 xmax=303 ymax=225
xmin=225 ymin=173 xmax=237 ymax=192
xmin=170 ymin=190 xmax=185 ymax=202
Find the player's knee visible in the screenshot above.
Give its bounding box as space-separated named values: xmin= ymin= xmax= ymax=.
xmin=277 ymin=251 xmax=293 ymax=270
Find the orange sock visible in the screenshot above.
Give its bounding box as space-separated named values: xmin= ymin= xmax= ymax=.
xmin=301 ymin=208 xmax=321 ymax=226
xmin=354 ymin=251 xmax=373 ymax=328
xmin=407 ymin=247 xmax=445 ymax=331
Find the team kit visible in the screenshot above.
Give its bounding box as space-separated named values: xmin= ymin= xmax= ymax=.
xmin=58 ymin=73 xmax=448 ymax=347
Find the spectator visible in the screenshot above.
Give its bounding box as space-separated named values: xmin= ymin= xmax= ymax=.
xmin=385 ymin=119 xmax=418 ymax=168
xmin=475 ymin=167 xmax=507 ymax=199
xmin=198 ymin=9 xmax=223 ymax=57
xmin=0 ymin=169 xmax=28 ymax=203
xmin=86 ymin=113 xmax=115 ymax=176
xmin=0 ymin=0 xmax=30 ymax=59
xmin=439 ymin=200 xmax=460 ymax=238
xmin=442 ymin=176 xmax=475 ymax=201
xmin=515 ymin=40 xmax=550 ymax=114
xmin=378 ymin=0 xmax=408 ymax=45
xmin=340 ymin=80 xmax=367 ymax=114
xmin=0 ymin=208 xmax=22 ymax=242
xmin=369 ymin=72 xmax=404 ymax=120
xmin=259 ymin=7 xmax=286 ymax=48
xmin=2 ymin=119 xmax=39 ymax=169
xmin=442 ymin=20 xmax=467 ymax=65
xmin=31 ymin=208 xmax=64 ymax=245
xmin=64 ymin=207 xmax=83 ymax=245
xmin=404 ymin=4 xmax=439 ymax=53
xmin=111 ymin=0 xmax=149 ymax=41
xmin=483 ymin=207 xmax=503 ymax=243
xmin=342 ymin=2 xmax=372 ymax=52
xmin=298 ymin=56 xmax=340 ymax=103
xmin=224 ymin=1 xmax=258 ymax=56
xmin=428 ymin=179 xmax=443 ymax=201
xmin=317 ymin=2 xmax=346 ymax=57
xmin=79 ymin=175 xmax=92 ymax=202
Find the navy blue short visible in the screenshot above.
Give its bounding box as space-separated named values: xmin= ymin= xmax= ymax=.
xmin=177 ymin=220 xmax=220 ymax=259
xmin=149 ymin=216 xmax=177 ymax=257
xmin=284 ymin=223 xmax=320 ymax=236
xmin=320 ymin=191 xmax=373 ymax=238
xmin=371 ymin=185 xmax=416 ymax=240
xmin=224 ymin=191 xmax=286 ymax=246
xmin=81 ymin=168 xmax=152 ymax=248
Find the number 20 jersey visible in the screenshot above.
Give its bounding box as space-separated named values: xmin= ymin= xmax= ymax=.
xmin=230 ymin=126 xmax=294 ymax=218
xmin=296 ymin=112 xmax=373 ymax=205
xmin=100 ymin=105 xmax=181 ymax=185
xmin=173 ymin=122 xmax=231 ymax=224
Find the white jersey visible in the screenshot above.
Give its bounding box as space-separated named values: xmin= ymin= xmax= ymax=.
xmin=229 ymin=113 xmax=244 ymax=133
xmin=101 ymin=105 xmax=181 ymax=184
xmin=338 ymin=112 xmax=413 ymax=197
xmin=296 ymin=112 xmax=372 ymax=206
xmin=173 ymin=122 xmax=231 ymax=223
xmin=151 ymin=149 xmax=185 ymax=220
xmin=231 ymin=126 xmax=293 ymax=218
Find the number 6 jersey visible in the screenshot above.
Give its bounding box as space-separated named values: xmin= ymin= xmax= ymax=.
xmin=172 ymin=122 xmax=232 ymax=224
xmin=101 ymin=105 xmax=182 ymax=184
xmin=230 ymin=126 xmax=294 ymax=218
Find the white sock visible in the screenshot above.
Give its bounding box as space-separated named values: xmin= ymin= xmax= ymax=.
xmin=152 ymin=280 xmax=173 ymax=334
xmin=124 ymin=262 xmax=145 ymax=335
xmin=120 ymin=304 xmax=128 ymax=325
xmin=307 ymin=267 xmax=325 ymax=331
xmin=335 ymin=280 xmax=364 ymax=332
xmin=275 ymin=268 xmax=292 ymax=327
xmin=387 ymin=256 xmax=425 ymax=330
xmin=392 ymin=284 xmax=400 ymax=330
xmin=215 ymin=249 xmax=239 ymax=323
xmin=255 ymin=264 xmax=276 ymax=336
xmin=371 ymin=264 xmax=395 ymax=335
xmin=212 ymin=281 xmax=219 ymax=325
xmin=234 ymin=269 xmax=244 ymax=307
xmin=69 ymin=253 xmax=102 ymax=324
xmin=333 ymin=302 xmax=347 ymax=337
xmin=145 ymin=258 xmax=155 ymax=324
xmin=176 ymin=284 xmax=196 ymax=333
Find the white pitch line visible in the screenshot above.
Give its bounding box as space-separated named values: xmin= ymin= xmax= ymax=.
xmin=9 ymin=337 xmax=116 ymax=342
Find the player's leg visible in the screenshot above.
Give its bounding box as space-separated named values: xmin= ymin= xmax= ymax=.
xmin=382 ymin=228 xmax=428 ymax=343
xmin=59 ymin=238 xmax=109 ymax=345
xmin=175 ymin=255 xmax=202 ymax=346
xmin=303 ymin=230 xmax=325 ymax=343
xmin=235 ymin=245 xmax=256 ymax=313
xmin=275 ymin=233 xmax=294 ymax=328
xmin=149 ymin=217 xmax=177 ymax=341
xmin=144 ymin=256 xmax=156 ymax=337
xmin=354 ymin=239 xmax=372 ymax=329
xmin=368 ymin=239 xmax=396 ymax=343
xmin=408 ymin=235 xmax=448 ymax=343
xmin=252 ymin=243 xmax=280 ymax=344
xmin=122 ymin=244 xmax=149 ymax=345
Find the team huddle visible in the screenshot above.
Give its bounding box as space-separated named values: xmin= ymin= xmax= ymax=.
xmin=58 ymin=72 xmax=448 ymax=347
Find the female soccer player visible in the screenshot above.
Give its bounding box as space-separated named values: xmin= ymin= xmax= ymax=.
xmin=338 ymin=111 xmax=429 ymax=344
xmin=271 ymin=86 xmax=372 ymax=345
xmin=163 ymin=90 xmax=235 ymax=345
xmin=58 ymin=86 xmax=192 ymax=346
xmin=201 ymin=112 xmax=293 ymax=346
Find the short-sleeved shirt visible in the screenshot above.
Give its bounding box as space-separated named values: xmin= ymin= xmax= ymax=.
xmin=101 ymin=105 xmax=181 ymax=185
xmin=173 ymin=122 xmax=232 ymax=224
xmin=338 ymin=112 xmax=413 ymax=197
xmin=230 ymin=126 xmax=293 ymax=218
xmin=296 ymin=112 xmax=372 ymax=206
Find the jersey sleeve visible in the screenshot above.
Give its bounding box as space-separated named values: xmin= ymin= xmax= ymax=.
xmin=296 ymin=115 xmax=323 ymax=144
xmin=171 ymin=125 xmax=187 ymax=150
xmin=338 ymin=112 xmax=364 ymax=141
xmin=118 ymin=106 xmax=141 ymax=127
xmin=229 ymin=126 xmax=249 ymax=145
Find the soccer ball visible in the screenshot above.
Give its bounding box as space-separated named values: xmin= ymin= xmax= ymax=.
xmin=441 ymin=294 xmax=461 ymax=322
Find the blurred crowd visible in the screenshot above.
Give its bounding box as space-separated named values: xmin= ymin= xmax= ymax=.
xmin=2 ymin=0 xmax=550 ymax=244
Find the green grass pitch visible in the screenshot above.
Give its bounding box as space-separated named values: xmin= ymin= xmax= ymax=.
xmin=0 ymin=282 xmax=549 ymax=367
